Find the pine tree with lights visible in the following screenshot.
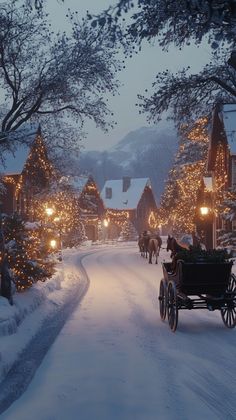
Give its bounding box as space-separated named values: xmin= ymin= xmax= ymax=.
xmin=20 ymin=126 xmax=56 ymax=218
xmin=159 ymin=117 xmax=209 ymax=235
xmin=32 ymin=175 xmax=85 ymax=248
xmin=3 ymin=214 xmax=54 ymax=291
xmin=119 ymin=220 xmax=138 ymax=241
xmin=214 ymin=142 xmax=228 ymax=208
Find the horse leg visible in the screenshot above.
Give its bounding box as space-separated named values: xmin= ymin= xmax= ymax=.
xmin=141 ymin=246 xmax=145 ymax=257
xmin=149 ymin=250 xmax=152 ymax=264
xmin=155 ymin=247 xmax=160 ymax=264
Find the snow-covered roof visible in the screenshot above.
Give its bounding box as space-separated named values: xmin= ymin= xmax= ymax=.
xmin=221 ymin=104 xmax=236 ymax=155
xmin=203 ymin=176 xmax=213 ymax=191
xmin=101 ymin=177 xmax=151 ymax=210
xmin=68 ymin=175 xmax=90 ymax=194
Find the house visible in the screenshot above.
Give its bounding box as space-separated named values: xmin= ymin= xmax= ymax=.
xmin=69 ymin=175 xmax=105 ymax=241
xmin=206 ymin=103 xmax=236 ymax=246
xmin=101 ymin=176 xmax=158 ymax=238
xmin=0 ymin=126 xmax=54 ymax=218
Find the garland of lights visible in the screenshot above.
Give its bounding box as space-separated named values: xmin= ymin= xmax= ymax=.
xmin=214 ymin=142 xmax=228 ymax=209
xmin=106 ymin=209 xmax=129 ymax=226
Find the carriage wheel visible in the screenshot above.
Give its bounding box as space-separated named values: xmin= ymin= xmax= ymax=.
xmin=221 ymin=274 xmax=236 ymax=329
xmin=167 ymin=281 xmax=178 ymax=332
xmin=159 ymin=279 xmax=167 ymax=321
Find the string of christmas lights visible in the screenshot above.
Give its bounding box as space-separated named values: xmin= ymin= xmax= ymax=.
xmin=158 ymin=117 xmax=209 ymax=235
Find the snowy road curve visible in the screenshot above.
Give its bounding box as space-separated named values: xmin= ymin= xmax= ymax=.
xmin=1 ymin=244 xmax=236 ymax=420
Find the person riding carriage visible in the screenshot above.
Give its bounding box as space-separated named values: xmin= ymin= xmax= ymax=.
xmin=166 ymin=231 xmax=205 ymax=272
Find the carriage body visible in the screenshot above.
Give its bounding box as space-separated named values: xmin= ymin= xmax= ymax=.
xmin=159 ymin=260 xmax=236 ymax=331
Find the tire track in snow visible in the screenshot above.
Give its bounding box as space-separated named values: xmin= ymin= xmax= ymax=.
xmin=87 ymin=246 xmax=186 ymax=419
xmin=87 ymin=245 xmax=236 ymax=420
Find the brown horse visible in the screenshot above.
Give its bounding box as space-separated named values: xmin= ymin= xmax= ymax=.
xmin=166 ymin=235 xmax=187 ymax=257
xmin=138 ymin=233 xmax=150 ymax=258
xmin=148 ymin=238 xmax=160 ymax=264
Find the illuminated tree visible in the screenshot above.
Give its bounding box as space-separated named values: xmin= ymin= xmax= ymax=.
xmin=119 ymin=220 xmax=138 ymax=241
xmin=214 ymin=142 xmax=228 ymax=207
xmin=3 ymin=213 xmax=54 ymax=291
xmin=33 ymin=187 xmax=82 ymax=248
xmin=159 ymin=117 xmax=209 ymax=235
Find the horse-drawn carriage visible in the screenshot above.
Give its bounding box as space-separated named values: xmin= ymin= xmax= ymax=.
xmin=159 ymin=258 xmax=236 ymax=332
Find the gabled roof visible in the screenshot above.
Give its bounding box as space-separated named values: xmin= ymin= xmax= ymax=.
xmin=64 ymin=175 xmax=99 ymax=197
xmin=101 ymin=177 xmax=151 ymax=210
xmin=220 ymin=104 xmax=236 ymax=155
xmin=69 ymin=175 xmax=90 ymax=194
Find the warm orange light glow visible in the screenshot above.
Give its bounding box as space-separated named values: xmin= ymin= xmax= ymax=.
xmin=200 ymin=206 xmax=209 ymax=216
xmin=46 ymin=207 xmax=54 ymax=216
xmin=103 ymin=219 xmax=109 ymax=227
xmin=50 ymin=239 xmax=57 ymax=249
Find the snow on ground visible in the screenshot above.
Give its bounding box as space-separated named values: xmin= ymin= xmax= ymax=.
xmin=0 ymin=240 xmax=236 ymax=420
xmin=0 ymin=247 xmax=89 ymax=386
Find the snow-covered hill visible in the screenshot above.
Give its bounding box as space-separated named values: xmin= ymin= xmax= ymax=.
xmin=79 ymin=125 xmax=178 ymax=203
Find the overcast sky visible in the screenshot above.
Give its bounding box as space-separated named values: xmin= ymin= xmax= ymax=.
xmin=47 ymin=0 xmax=212 ymax=151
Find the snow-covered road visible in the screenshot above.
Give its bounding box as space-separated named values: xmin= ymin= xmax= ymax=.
xmin=1 ymin=244 xmax=236 ymax=420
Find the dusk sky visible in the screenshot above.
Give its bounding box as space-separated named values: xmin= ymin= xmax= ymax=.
xmin=47 ymin=0 xmax=212 ymax=151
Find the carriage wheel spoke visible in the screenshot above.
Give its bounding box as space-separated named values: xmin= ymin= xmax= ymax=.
xmin=167 ymin=282 xmax=178 ymax=332
xmin=221 ymin=304 xmax=236 ymax=328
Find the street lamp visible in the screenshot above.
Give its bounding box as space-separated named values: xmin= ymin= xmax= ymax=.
xmin=200 ymin=206 xmax=209 ymax=216
xmin=50 ymin=239 xmax=57 ymax=249
xmin=103 ymin=218 xmax=109 ymax=227
xmin=198 ymin=205 xmax=214 ymax=249
xmin=103 ymin=218 xmax=109 ymax=242
xmin=45 ymin=208 xmax=63 ymax=260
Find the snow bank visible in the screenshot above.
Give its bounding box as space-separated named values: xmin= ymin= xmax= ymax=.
xmin=0 ymin=248 xmax=88 ymax=385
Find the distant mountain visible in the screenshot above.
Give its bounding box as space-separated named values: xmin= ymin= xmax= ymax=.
xmin=78 ymin=125 xmax=178 ymax=204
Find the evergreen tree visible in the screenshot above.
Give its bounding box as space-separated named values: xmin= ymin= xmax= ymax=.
xmin=119 ymin=220 xmax=138 ymax=241
xmin=159 ymin=118 xmax=209 ymax=235
xmin=22 ymin=128 xmax=55 ymax=193
xmin=3 ymin=214 xmax=54 ymax=291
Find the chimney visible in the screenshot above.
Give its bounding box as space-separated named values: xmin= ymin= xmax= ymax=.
xmin=122 ymin=176 xmax=131 ymax=192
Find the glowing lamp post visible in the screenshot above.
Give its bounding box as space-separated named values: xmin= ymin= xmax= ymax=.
xmin=200 ymin=206 xmax=209 ymax=216
xmin=103 ymin=219 xmax=109 ymax=228
xmin=45 ymin=208 xmax=63 ymax=260
xmin=199 ymin=205 xmax=213 ymax=249
xmin=103 ymin=218 xmax=109 ymax=242
xmin=50 ymin=239 xmax=57 ymax=249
